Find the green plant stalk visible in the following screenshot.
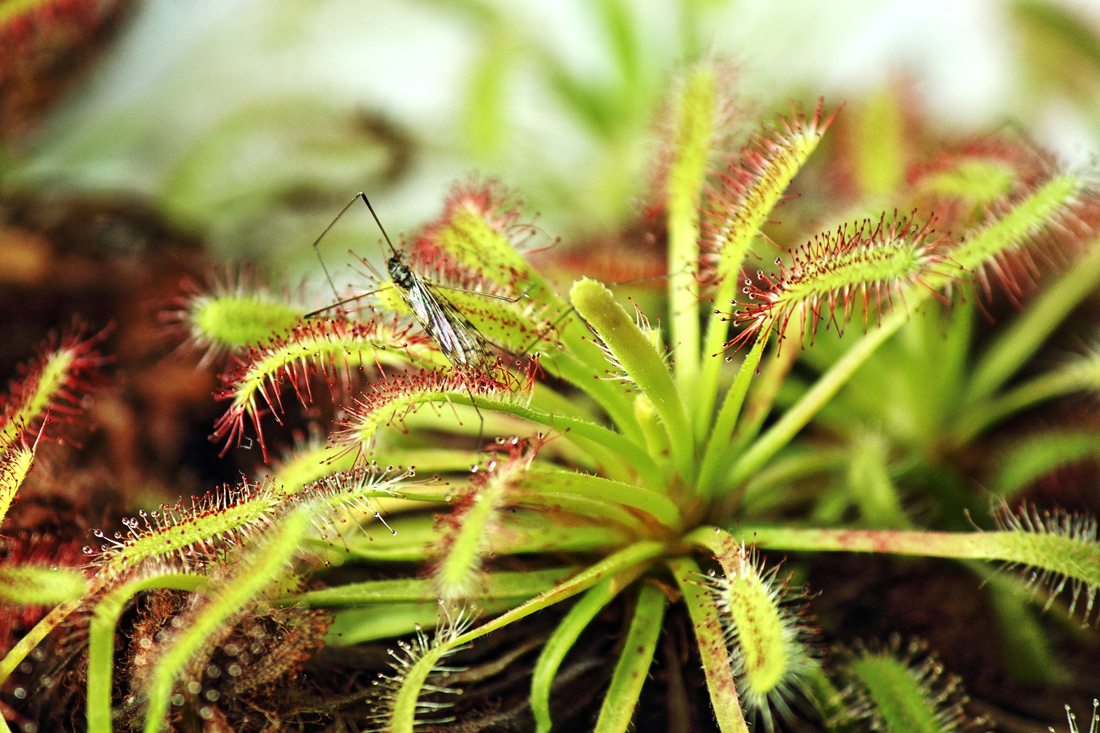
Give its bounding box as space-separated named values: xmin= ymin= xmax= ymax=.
xmin=520 ymin=468 xmax=683 ymax=528
xmin=142 ymin=509 xmax=310 ymax=733
xmin=87 ymin=574 xmax=207 ymax=733
xmin=0 ymin=599 xmax=80 ymax=686
xmin=729 ymin=306 xmax=910 ymax=487
xmin=698 ymin=329 xmax=770 ymax=493
xmin=695 ymin=272 xmax=741 ymax=438
xmin=531 ymin=563 xmax=649 ymax=732
xmin=952 ymin=359 xmax=1100 ymax=445
xmin=386 ymin=392 xmax=661 ymax=485
xmin=739 ymin=524 xmax=1100 ymax=589
xmin=666 ymin=556 xmax=750 ymax=733
xmin=572 ymin=278 xmax=694 ymax=482
xmin=594 ymin=582 xmax=668 ymax=733
xmin=387 ymin=540 xmax=667 ymax=732
xmin=291 ymin=567 xmax=576 ymax=606
xmin=667 ymin=66 xmax=715 ymax=396
xmin=994 ymin=430 xmax=1100 ymax=496
xmin=966 ymin=238 xmax=1100 ymax=404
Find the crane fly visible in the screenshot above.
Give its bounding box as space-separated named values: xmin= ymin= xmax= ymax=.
xmin=307 ymin=192 xmax=515 ymax=446
xmin=307 ymin=192 xmax=496 ymax=367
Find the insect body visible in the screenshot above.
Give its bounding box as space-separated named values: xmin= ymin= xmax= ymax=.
xmin=385 ymin=249 xmax=491 ymax=367
xmin=310 ymin=192 xmax=495 ymax=367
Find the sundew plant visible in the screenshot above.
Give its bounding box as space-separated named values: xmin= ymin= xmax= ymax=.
xmin=3 ymin=66 xmax=1100 ymax=732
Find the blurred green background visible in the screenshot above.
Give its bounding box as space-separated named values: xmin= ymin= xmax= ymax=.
xmin=3 ymin=0 xmax=1100 ymax=271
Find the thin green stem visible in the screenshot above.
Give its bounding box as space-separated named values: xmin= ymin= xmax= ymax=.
xmin=88 ymin=574 xmax=207 ymax=733
xmin=729 ymin=307 xmax=910 ymax=487
xmin=966 ymin=240 xmax=1100 ymax=404
xmin=447 ymin=542 xmax=665 ymax=648
xmin=695 ymin=275 xmax=739 ymax=438
xmin=666 ymin=556 xmax=750 ymax=733
xmin=697 ymin=331 xmax=769 ymax=494
xmin=953 ymin=362 xmax=1100 ymax=445
xmin=531 ymin=564 xmax=649 ymax=732
xmin=594 ymin=582 xmax=668 ymax=733
xmin=520 ymin=468 xmax=683 ymax=529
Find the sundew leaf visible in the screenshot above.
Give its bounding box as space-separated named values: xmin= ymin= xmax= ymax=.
xmin=994 ymin=430 xmax=1100 ymax=496
xmin=0 ymin=327 xmax=107 ymax=455
xmin=725 ymin=212 xmax=950 ymax=352
xmin=0 ymin=565 xmax=87 ymax=605
xmin=334 ymin=363 xmax=531 ymax=457
xmin=140 ymin=508 xmax=311 ymax=733
xmin=0 ymin=441 xmax=35 ymax=524
xmin=213 ymin=316 xmax=442 ymax=459
xmin=180 ymin=275 xmax=304 ymax=360
xmin=593 ymin=582 xmax=668 ymax=733
xmin=90 ymin=466 xmax=409 ymax=580
xmin=837 ymin=639 xmax=972 ymax=733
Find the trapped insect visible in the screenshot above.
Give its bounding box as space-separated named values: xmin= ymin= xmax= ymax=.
xmin=308 ymin=192 xmax=494 ymax=367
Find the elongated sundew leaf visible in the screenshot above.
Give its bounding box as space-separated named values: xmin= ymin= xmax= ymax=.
xmin=368 ymin=604 xmax=474 ymax=732
xmin=432 ymin=446 xmax=527 ymax=601
xmin=696 ymin=103 xmax=833 ymax=436
xmin=141 ymin=508 xmax=311 ymax=733
xmin=726 ymin=213 xmax=950 ymax=352
xmin=666 ymin=556 xmax=751 ymax=733
xmin=0 ymin=565 xmax=87 ymax=605
xmin=949 ymin=172 xmax=1088 ymax=291
xmin=666 ymin=65 xmax=717 ymax=395
xmin=0 ymin=329 xmax=105 ymax=455
xmin=87 ymin=573 xmax=206 ymax=733
xmin=688 ymin=528 xmax=814 ymax=725
xmin=213 ymin=316 xmax=442 ymax=459
xmin=952 ymin=344 xmax=1100 ymax=444
xmin=571 ymin=278 xmax=693 ymax=482
xmin=738 ymin=509 xmax=1100 ymax=622
xmin=517 ymin=467 xmax=682 ymax=529
xmin=594 ymin=582 xmax=668 ymax=733
xmin=530 ymin=565 xmax=648 ymax=732
xmin=293 ymin=567 xmax=577 ymax=607
xmin=993 ymin=430 xmax=1100 ymax=496
xmin=91 ymin=467 xmax=408 ymax=579
xmin=334 ymin=363 xmax=528 ymax=454
xmin=725 ymin=169 xmax=1092 ymax=487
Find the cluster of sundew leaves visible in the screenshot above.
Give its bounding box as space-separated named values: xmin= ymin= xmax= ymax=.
xmin=5 ymin=68 xmax=1100 ymax=733
xmin=167 ymin=70 xmax=1100 ymax=733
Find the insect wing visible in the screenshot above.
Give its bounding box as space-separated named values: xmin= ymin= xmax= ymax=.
xmin=401 ymin=271 xmax=490 ymax=366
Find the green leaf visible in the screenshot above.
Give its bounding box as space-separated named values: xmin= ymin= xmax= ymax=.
xmin=530 ymin=566 xmax=647 ymax=732
xmin=594 ymin=582 xmax=668 ymax=733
